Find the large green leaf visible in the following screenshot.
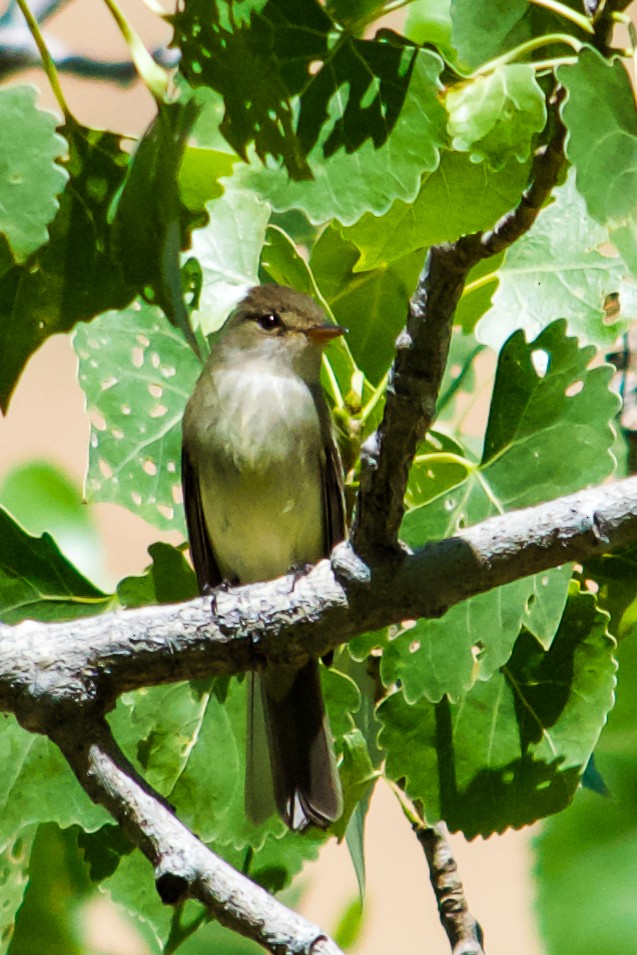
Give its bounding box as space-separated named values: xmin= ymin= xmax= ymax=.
xmin=190 ymin=186 xmax=271 ymax=335
xmin=391 ymin=319 xmax=617 ymax=702
xmin=73 ymin=301 xmax=201 ymax=532
xmin=237 ymin=49 xmax=446 ymax=225
xmin=535 ymin=625 xmax=637 ymax=954
xmin=446 ymin=65 xmax=546 ymax=169
xmin=0 ymin=86 xmax=68 ymax=264
xmin=0 ymin=121 xmax=132 ymax=412
xmin=476 ymin=171 xmax=637 ymax=352
xmin=173 ymin=0 xmax=418 ymax=180
xmin=559 ymin=50 xmax=637 ymax=278
xmin=341 ymin=150 xmax=530 ymax=271
xmin=379 ymin=588 xmax=616 ymax=837
xmin=0 ymin=508 xmax=110 ymax=625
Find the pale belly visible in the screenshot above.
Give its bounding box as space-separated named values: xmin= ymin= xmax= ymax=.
xmin=193 ymin=364 xmax=327 ymax=585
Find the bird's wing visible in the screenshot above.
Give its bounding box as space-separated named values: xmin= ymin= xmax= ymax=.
xmin=181 ymin=441 xmax=223 ymax=592
xmin=310 ymin=384 xmax=347 ymax=552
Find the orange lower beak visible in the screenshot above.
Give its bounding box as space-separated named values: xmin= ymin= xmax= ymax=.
xmin=305 ymin=324 xmax=346 ymax=344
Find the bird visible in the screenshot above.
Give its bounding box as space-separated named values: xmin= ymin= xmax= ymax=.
xmin=181 ymin=284 xmax=345 ymax=830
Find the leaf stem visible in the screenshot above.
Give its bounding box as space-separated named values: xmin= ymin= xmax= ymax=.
xmin=101 ymin=0 xmax=170 ymax=101
xmin=468 ymin=33 xmax=585 ymax=78
xmin=528 ymin=0 xmax=594 ymax=33
xmin=14 ymin=0 xmax=70 ymax=117
xmin=462 ymin=272 xmax=499 ymax=297
xmin=360 ymin=370 xmax=389 ymax=425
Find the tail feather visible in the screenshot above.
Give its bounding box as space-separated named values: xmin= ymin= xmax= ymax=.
xmin=245 ymin=661 xmax=342 ymax=831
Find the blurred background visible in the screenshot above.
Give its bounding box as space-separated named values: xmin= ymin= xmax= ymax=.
xmin=1 ymin=1 xmax=635 ymax=952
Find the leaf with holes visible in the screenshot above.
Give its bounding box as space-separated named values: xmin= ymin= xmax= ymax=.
xmin=476 ymin=171 xmax=637 ymax=352
xmin=559 ymin=50 xmax=637 ymax=279
xmin=379 ymin=588 xmax=616 ymax=837
xmin=446 ymin=65 xmax=546 ymax=169
xmin=237 ymin=49 xmax=446 ymax=225
xmin=73 ymin=301 xmax=201 ymax=532
xmin=392 ymin=319 xmax=618 ymax=702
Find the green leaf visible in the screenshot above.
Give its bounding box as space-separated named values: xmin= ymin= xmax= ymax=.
xmin=0 ymin=826 xmax=36 ymax=955
xmin=9 ymin=825 xmax=93 ymax=955
xmin=476 ymin=170 xmax=637 ymax=352
xmin=117 ymin=542 xmax=198 ymax=608
xmin=0 ymin=508 xmax=110 ymax=625
xmin=446 ymin=65 xmax=546 ymax=169
xmin=404 ymin=0 xmax=456 ymax=61
xmin=237 ymin=49 xmax=446 ymax=225
xmin=309 ymin=226 xmax=422 ymax=385
xmin=0 ymin=87 xmax=68 ymax=264
xmin=190 ymin=187 xmax=271 ymax=334
xmin=559 ymin=50 xmax=637 ymax=277
xmin=0 ymin=460 xmax=103 ymax=585
xmin=73 ymin=300 xmax=201 ymax=532
xmin=111 ymin=100 xmax=201 ymax=353
xmin=535 ymin=627 xmax=637 ymax=954
xmin=341 ymin=150 xmax=530 ymax=270
xmin=173 ymin=0 xmax=419 ymax=180
xmin=379 ymin=589 xmax=616 ymax=837
xmin=0 ymin=718 xmax=107 ymax=844
xmin=0 ymin=121 xmax=132 ymax=412
xmin=450 ymin=0 xmax=588 ymax=70
xmin=396 ymin=320 xmax=618 ymax=701
xmin=179 ymin=146 xmax=238 ymax=212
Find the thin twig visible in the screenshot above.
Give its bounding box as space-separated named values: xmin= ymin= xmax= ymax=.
xmin=415 ymin=823 xmax=485 ymax=955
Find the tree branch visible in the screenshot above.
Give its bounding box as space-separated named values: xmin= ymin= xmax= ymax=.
xmin=4 ymin=476 xmax=637 ymax=734
xmin=352 ymin=85 xmax=566 ymax=557
xmin=51 ymin=716 xmax=344 ymax=955
xmin=415 ymin=823 xmax=484 ymax=955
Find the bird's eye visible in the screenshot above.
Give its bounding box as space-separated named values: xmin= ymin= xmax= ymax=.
xmin=255 ymin=312 xmax=282 ymax=332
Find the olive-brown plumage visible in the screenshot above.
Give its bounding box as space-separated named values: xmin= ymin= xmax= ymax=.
xmin=182 ymin=284 xmax=345 ymax=830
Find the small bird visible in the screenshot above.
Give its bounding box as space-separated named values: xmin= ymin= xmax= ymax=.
xmin=181 ymin=284 xmax=345 ymax=830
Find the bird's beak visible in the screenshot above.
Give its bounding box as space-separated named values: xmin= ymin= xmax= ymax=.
xmin=305 ymin=324 xmax=346 ymax=344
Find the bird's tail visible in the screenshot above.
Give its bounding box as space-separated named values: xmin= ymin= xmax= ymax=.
xmin=245 ymin=661 xmax=342 ymax=831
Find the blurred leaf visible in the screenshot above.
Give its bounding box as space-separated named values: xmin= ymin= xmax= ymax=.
xmin=332 ymin=895 xmax=364 ymax=950
xmin=0 ymin=461 xmax=103 ymax=585
xmin=0 ymin=508 xmax=110 ymax=625
xmin=380 ymin=588 xmax=616 ymax=837
xmin=446 ymin=66 xmax=546 ymax=169
xmin=0 ymin=826 xmax=36 ymax=955
xmin=238 ymin=49 xmax=446 ymax=225
xmin=341 ymin=150 xmax=530 ymax=271
xmin=0 ymin=87 xmax=68 ymax=264
xmin=9 ymin=825 xmax=93 ymax=955
xmin=535 ymin=625 xmax=637 ymax=954
xmin=111 ymin=100 xmax=201 ymax=353
xmin=73 ymin=300 xmax=201 ymax=532
xmin=559 ymin=50 xmax=637 ymax=278
xmin=0 ymin=120 xmax=132 ymax=412
xmin=174 ymin=0 xmax=418 ymax=179
xmin=179 ymin=146 xmax=238 ymax=212
xmin=117 ymin=542 xmax=197 ymax=608
xmin=190 ymin=187 xmax=271 ymax=334
xmin=476 ymin=171 xmax=637 ymax=352
xmin=404 ymin=0 xmax=456 ymax=60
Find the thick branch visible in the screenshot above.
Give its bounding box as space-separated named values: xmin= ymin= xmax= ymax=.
xmin=52 ymin=717 xmax=343 ymax=955
xmin=352 ymin=88 xmax=566 ymax=557
xmin=3 ymin=477 xmax=637 ymax=733
xmin=415 ymin=824 xmax=484 ymax=955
